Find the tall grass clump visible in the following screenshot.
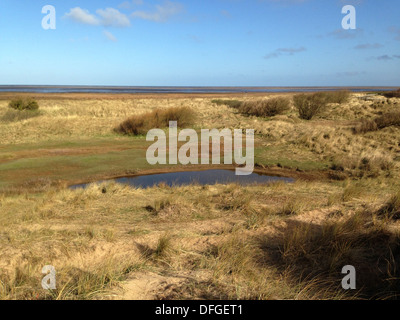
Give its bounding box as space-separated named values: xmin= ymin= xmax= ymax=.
xmin=293 ymin=93 xmax=327 ymax=120
xmin=211 ymin=99 xmax=243 ymax=109
xmin=154 ymin=233 xmax=173 ymax=258
xmin=376 ymin=192 xmax=400 ymax=220
xmin=353 ymin=112 xmax=400 ymax=134
xmin=9 ymin=98 xmax=39 ymax=111
xmin=114 ymin=106 xmax=195 ymax=136
xmin=238 ymin=98 xmax=291 ymax=117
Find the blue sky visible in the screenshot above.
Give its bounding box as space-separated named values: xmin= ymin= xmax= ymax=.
xmin=0 ymin=0 xmax=399 ymax=86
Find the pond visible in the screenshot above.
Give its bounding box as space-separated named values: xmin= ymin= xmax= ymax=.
xmin=70 ymin=169 xmax=294 ymax=189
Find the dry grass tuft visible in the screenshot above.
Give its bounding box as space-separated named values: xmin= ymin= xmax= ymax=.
xmin=278 ymin=211 xmax=400 ymax=299
xmin=114 ymin=106 xmax=195 ymax=135
xmin=154 ymin=233 xmax=173 ymax=258
xmin=376 ymin=192 xmax=400 ymax=220
xmin=238 ymin=98 xmax=291 ymax=117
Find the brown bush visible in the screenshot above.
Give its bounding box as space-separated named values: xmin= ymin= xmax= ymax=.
xmin=293 ymin=93 xmax=327 ymax=120
xmin=8 ymin=98 xmax=39 ymax=111
xmin=238 ymin=98 xmax=291 ymax=117
xmin=375 ymin=112 xmax=400 ymax=129
xmin=115 ymin=106 xmax=195 ymax=136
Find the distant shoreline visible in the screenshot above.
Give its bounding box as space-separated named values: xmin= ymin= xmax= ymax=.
xmin=0 ymin=85 xmax=397 ymax=94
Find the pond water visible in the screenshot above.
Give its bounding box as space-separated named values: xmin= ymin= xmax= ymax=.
xmin=70 ymin=169 xmax=294 ymax=189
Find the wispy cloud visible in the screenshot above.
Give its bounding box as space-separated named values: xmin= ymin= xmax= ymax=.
xmin=103 ymin=30 xmax=117 ymax=42
xmin=118 ymin=0 xmax=143 ymax=10
xmin=373 ymin=55 xmax=400 ymax=61
xmin=389 ymin=26 xmax=400 ymax=41
xmin=354 ymin=43 xmax=383 ymax=50
xmin=186 ymin=34 xmax=202 ymax=43
xmin=64 ymin=7 xmax=130 ymax=27
xmin=264 ymin=46 xmax=306 ymax=59
xmin=336 ymin=71 xmax=366 ymax=77
xmin=131 ymin=1 xmax=183 ymax=22
xmin=221 ymin=10 xmax=231 ymax=18
xmin=328 ymin=28 xmax=364 ymax=39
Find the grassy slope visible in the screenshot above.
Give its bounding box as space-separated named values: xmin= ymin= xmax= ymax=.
xmin=1 ymin=92 xmax=400 ymax=299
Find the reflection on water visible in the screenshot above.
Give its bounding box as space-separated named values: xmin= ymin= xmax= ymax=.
xmin=70 ymin=169 xmax=294 ymax=189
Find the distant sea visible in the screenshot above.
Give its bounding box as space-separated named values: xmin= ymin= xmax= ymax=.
xmin=0 ymin=85 xmax=396 ymax=94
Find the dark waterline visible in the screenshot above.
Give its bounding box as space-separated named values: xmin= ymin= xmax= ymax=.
xmin=0 ymin=85 xmax=396 ymax=94
xmin=70 ymin=169 xmax=295 ymax=190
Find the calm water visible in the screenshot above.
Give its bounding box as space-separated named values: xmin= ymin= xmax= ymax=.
xmin=70 ymin=169 xmax=294 ymax=189
xmin=0 ymin=85 xmax=395 ymax=94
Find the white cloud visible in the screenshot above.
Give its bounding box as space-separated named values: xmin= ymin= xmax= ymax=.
xmin=96 ymin=8 xmax=131 ymax=27
xmin=103 ymin=30 xmax=117 ymax=42
xmin=131 ymin=1 xmax=183 ymax=22
xmin=64 ymin=7 xmax=100 ymax=26
xmin=64 ymin=7 xmax=130 ymax=27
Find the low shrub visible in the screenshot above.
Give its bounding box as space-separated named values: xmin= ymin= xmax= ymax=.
xmin=114 ymin=106 xmax=195 ymax=136
xmin=1 ymin=109 xmax=41 ymax=122
xmin=322 ymin=90 xmax=351 ymax=104
xmin=8 ymin=98 xmax=39 ymax=111
xmin=293 ymin=93 xmax=327 ymax=120
xmin=238 ymin=98 xmax=291 ymax=117
xmin=381 ymin=88 xmax=400 ymax=98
